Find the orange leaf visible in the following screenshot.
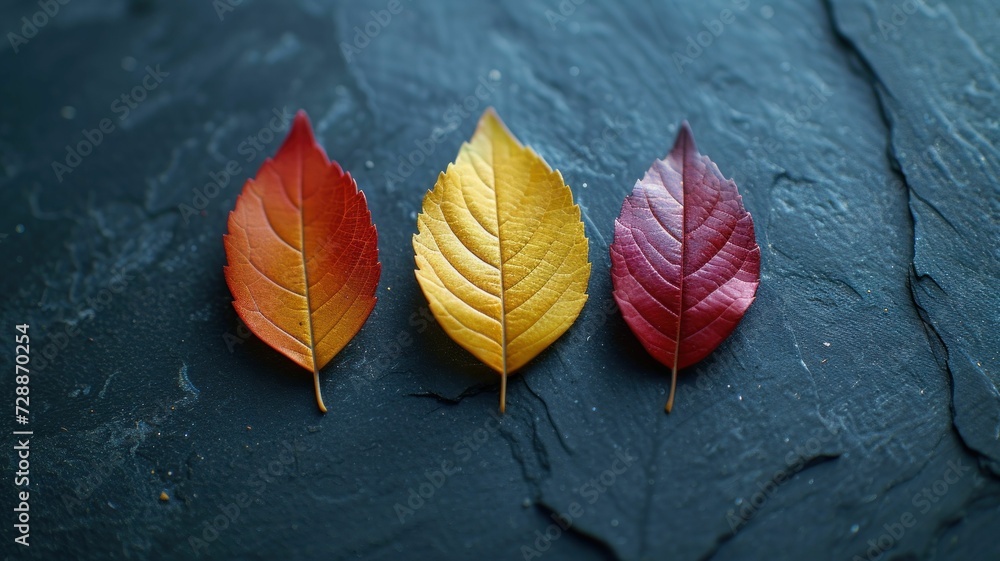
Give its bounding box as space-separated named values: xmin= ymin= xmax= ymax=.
xmin=223 ymin=111 xmax=380 ymax=412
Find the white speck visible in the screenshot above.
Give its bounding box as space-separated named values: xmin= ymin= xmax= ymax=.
xmin=591 ymin=407 xmax=597 ymax=412
xmin=850 ymin=524 xmax=860 ymax=534
xmin=489 ymin=69 xmax=501 ymax=82
xmin=582 ymin=182 xmax=588 ymax=188
xmin=569 ymin=66 xmax=580 ymax=77
xmin=761 ymin=5 xmax=775 ymax=20
xmin=121 ymin=57 xmax=137 ymax=71
xmin=611 ymin=519 xmax=619 ymax=527
xmin=738 ymin=395 xmax=743 ymax=401
xmin=365 ymin=160 xmax=374 ymax=169
xmin=808 ymin=478 xmax=814 ymax=485
xmin=823 ymin=342 xmax=831 ymax=347
xmin=15 ymin=224 xmax=25 ymax=233
xmin=60 ymin=106 xmax=76 ymax=120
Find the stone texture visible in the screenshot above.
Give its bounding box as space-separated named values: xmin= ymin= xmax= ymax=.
xmin=0 ymin=0 xmax=996 ymax=559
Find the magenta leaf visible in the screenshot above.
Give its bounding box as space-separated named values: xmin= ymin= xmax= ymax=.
xmin=610 ymin=123 xmax=760 ymax=413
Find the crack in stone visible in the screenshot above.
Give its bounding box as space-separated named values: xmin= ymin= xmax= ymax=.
xmin=820 ymin=0 xmax=1000 ymax=481
xmin=697 ymin=453 xmax=842 ymax=561
xmin=523 ymin=373 xmax=573 ymax=456
xmin=406 ymin=382 xmax=497 ymax=404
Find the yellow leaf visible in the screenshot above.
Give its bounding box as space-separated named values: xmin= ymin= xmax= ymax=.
xmin=413 ymin=108 xmax=591 ymax=412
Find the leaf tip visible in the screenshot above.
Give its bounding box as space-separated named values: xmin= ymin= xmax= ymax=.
xmin=476 ymin=107 xmax=521 ymax=147
xmin=293 ymin=108 xmax=310 ymax=127
xmin=671 ymin=121 xmax=697 ymax=159
xmin=290 ymin=110 xmax=311 ymax=136
xmin=477 ymin=106 xmax=500 ymax=129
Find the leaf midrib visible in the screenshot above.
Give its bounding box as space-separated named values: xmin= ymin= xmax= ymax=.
xmin=295 ymin=142 xmax=319 ymax=374
xmin=673 ymin=134 xmax=688 ymax=374
xmin=492 ymin=137 xmax=508 ymax=377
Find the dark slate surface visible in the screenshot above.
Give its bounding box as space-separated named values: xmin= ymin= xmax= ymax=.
xmin=829 ymin=0 xmax=1000 ymax=478
xmin=1 ymin=1 xmax=997 ymax=560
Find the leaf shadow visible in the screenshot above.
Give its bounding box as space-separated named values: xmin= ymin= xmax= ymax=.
xmin=405 ymin=293 xmax=499 ymax=402
xmin=218 ymin=304 xmax=326 ymax=414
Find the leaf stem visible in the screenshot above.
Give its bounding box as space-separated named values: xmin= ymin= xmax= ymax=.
xmin=665 ymin=366 xmax=677 ymax=413
xmin=314 ymin=372 xmax=328 ymax=413
xmin=499 ymin=371 xmax=507 ymax=414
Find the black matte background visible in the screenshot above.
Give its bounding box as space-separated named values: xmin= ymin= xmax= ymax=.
xmin=1 ymin=1 xmax=998 ymax=560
